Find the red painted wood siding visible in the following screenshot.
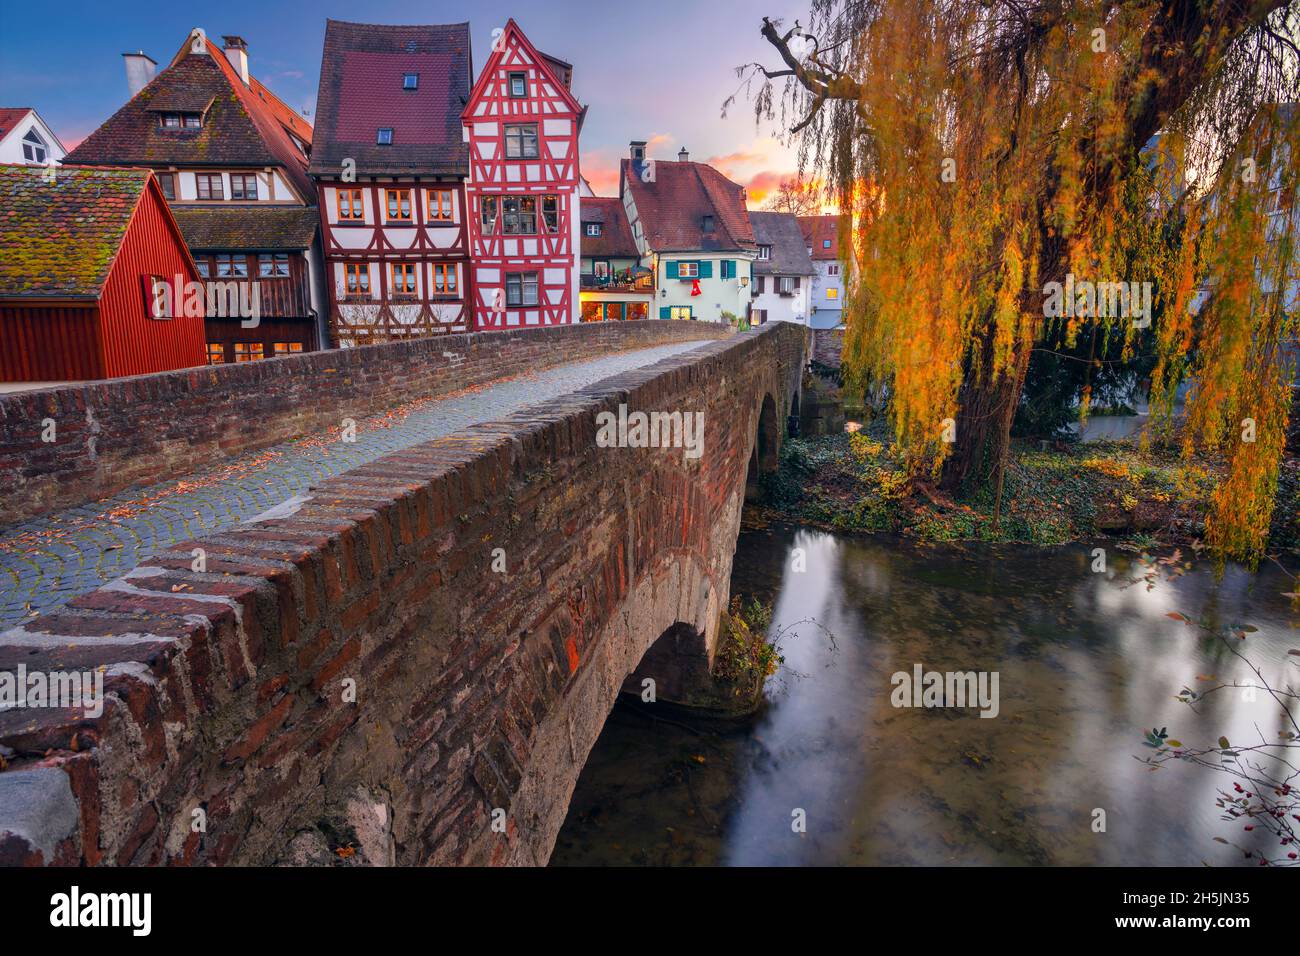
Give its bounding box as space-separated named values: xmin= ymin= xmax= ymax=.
xmin=0 ymin=304 xmax=104 ymax=381
xmin=98 ymin=183 xmax=207 ymax=377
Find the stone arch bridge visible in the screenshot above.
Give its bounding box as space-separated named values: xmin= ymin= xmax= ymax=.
xmin=0 ymin=319 xmax=807 ymax=866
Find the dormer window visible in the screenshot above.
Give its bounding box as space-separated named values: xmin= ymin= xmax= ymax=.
xmin=585 ymin=223 xmax=601 ymax=237
xmin=159 ymin=112 xmax=202 ymax=130
xmin=758 ymin=245 xmax=772 ymax=260
xmin=403 ymin=73 xmax=419 ymax=90
xmin=508 ymin=72 xmax=527 ymax=97
xmin=377 ymin=127 xmax=394 ymax=145
xmin=702 ymin=214 xmax=715 ymax=232
xmin=21 ymin=129 xmax=47 ymax=164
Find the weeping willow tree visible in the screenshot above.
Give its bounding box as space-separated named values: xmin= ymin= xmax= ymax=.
xmin=735 ymin=0 xmax=1300 ymax=560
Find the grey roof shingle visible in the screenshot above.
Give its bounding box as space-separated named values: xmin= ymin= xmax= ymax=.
xmin=750 ymin=211 xmax=815 ymax=275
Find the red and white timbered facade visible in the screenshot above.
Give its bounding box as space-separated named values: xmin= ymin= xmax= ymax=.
xmin=462 ymin=20 xmax=583 ymax=330
xmin=317 ymin=178 xmax=471 ymax=342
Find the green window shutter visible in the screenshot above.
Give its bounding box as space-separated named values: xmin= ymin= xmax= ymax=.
xmin=666 ymin=260 xmax=679 ymax=279
xmin=699 ymin=260 xmax=713 ymax=279
xmin=660 ymin=306 xmax=671 ymax=319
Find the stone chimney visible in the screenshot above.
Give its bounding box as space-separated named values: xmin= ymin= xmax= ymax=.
xmin=677 ymin=147 xmax=690 ymax=163
xmin=629 ymin=140 xmax=647 ymax=162
xmin=122 ymin=52 xmax=157 ymax=98
xmin=222 ymin=36 xmax=249 ymax=85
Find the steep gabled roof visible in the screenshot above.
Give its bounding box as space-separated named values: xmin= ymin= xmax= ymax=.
xmin=581 ymin=197 xmax=638 ymax=258
xmin=64 ymin=32 xmax=314 ymax=203
xmin=311 ymin=20 xmax=471 ymax=178
xmin=462 ymin=19 xmax=582 ymax=121
xmin=0 ymin=165 xmax=173 ymax=298
xmin=750 ymin=211 xmax=815 ymax=275
xmin=798 ymin=214 xmax=841 ymax=260
xmin=621 ymin=158 xmax=755 ymax=253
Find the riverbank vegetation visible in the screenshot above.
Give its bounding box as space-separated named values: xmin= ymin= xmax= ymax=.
xmin=756 ymin=421 xmax=1300 ymax=556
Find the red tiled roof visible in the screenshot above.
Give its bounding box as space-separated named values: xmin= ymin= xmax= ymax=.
xmin=64 ymin=34 xmax=315 ymax=204
xmin=0 ymin=164 xmax=151 ymax=298
xmin=311 ymin=20 xmax=471 ymax=178
xmin=0 ymin=108 xmax=32 ymax=142
xmin=581 ymin=197 xmax=638 ymax=258
xmin=621 ymin=158 xmax=755 ymax=253
xmin=798 ymin=214 xmax=841 ymax=260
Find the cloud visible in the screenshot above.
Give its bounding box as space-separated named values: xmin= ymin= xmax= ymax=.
xmin=581 ymin=149 xmax=621 ymax=196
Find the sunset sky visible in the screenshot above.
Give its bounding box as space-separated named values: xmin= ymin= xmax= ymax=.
xmin=0 ymin=0 xmax=824 ymax=208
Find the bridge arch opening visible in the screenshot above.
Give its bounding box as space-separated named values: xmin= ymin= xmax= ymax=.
xmin=621 ymin=622 xmax=715 ymax=707
xmin=746 ymin=393 xmax=780 ymax=498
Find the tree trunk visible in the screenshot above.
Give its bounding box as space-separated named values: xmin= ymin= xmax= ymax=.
xmin=939 ymin=330 xmax=1031 ymax=495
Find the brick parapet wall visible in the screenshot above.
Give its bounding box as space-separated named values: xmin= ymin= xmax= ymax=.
xmin=0 ymin=321 xmax=732 ymax=527
xmin=0 ymin=322 xmax=808 ymax=867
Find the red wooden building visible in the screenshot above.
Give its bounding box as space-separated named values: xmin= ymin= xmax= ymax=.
xmin=64 ymin=29 xmax=325 ymax=364
xmin=463 ymin=20 xmax=583 ymax=330
xmin=0 ymin=164 xmax=205 ymax=382
xmin=310 ymin=20 xmax=473 ymax=346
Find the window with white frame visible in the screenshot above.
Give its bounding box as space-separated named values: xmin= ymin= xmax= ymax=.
xmin=758 ymin=245 xmax=771 ymax=260
xmin=21 ymin=129 xmax=47 ymax=164
xmin=677 ymin=261 xmax=699 ymax=278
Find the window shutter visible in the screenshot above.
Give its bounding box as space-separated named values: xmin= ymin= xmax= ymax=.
xmin=756 ymin=276 xmax=765 ymax=293
xmin=666 ymin=260 xmax=679 ymax=279
xmin=795 ymin=276 xmax=802 ymax=288
xmin=660 ymin=306 xmax=671 ymax=319
xmin=699 ymin=261 xmax=713 ymax=279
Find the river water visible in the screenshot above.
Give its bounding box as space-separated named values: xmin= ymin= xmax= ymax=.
xmin=551 ymin=526 xmax=1298 ymax=866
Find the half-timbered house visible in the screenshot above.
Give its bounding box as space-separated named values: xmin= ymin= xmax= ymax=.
xmin=462 ymin=20 xmax=583 ymax=329
xmin=311 ymin=20 xmax=473 ymax=346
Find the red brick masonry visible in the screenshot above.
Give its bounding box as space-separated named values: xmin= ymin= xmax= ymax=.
xmin=0 ymin=321 xmax=732 ymax=526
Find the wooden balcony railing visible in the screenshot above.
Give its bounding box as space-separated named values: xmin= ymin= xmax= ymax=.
xmin=203 ymin=275 xmax=311 ymax=320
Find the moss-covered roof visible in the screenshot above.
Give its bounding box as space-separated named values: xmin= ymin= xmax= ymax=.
xmin=0 ymin=164 xmax=151 ymax=298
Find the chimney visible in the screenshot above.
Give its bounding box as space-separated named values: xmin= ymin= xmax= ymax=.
xmin=677 ymin=147 xmax=690 ymax=163
xmin=122 ymin=52 xmax=157 ymax=98
xmin=629 ymin=140 xmax=646 ymax=162
xmin=222 ymin=35 xmax=249 ymax=85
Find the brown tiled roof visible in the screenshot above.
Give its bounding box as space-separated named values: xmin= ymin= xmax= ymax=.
xmin=0 ymin=164 xmax=150 ymax=298
xmin=622 ymin=158 xmax=755 ymax=253
xmin=580 ymin=197 xmax=639 ymax=258
xmin=310 ymin=20 xmax=471 ymax=178
xmin=750 ymin=211 xmax=815 ymax=275
xmin=170 ymin=205 xmax=319 ymax=250
xmin=64 ymin=35 xmax=315 ymax=204
xmin=798 ymin=214 xmax=841 ymax=260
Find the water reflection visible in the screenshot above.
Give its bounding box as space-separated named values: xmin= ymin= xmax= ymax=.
xmin=551 ymin=527 xmax=1297 ymax=866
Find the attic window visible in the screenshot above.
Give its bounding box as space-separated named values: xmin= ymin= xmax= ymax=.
xmin=508 ymin=72 xmax=527 ymax=97
xmin=403 ymin=73 xmax=419 ymax=90
xmin=377 ymin=127 xmax=394 ymax=145
xmin=758 ymin=245 xmax=772 ymax=260
xmin=702 ymin=215 xmax=715 ymax=232
xmin=822 ymin=239 xmax=831 ymax=248
xmin=585 ymin=223 xmax=601 ymax=237
xmin=21 ymin=129 xmax=47 ymax=164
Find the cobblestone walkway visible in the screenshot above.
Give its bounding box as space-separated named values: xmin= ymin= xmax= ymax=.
xmin=0 ymin=342 xmax=706 ymax=628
